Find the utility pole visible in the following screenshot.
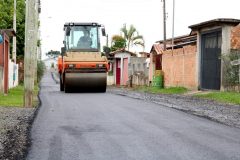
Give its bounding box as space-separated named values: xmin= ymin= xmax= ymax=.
xmin=12 ymin=0 xmax=17 ymax=63
xmin=171 ymin=0 xmax=175 ymax=54
xmin=34 ymin=0 xmax=40 ymax=84
xmin=163 ymin=0 xmax=167 ymax=50
xmin=24 ymin=0 xmax=37 ymax=107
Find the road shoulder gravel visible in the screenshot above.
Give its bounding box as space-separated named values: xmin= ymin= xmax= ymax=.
xmin=108 ymin=87 xmax=240 ymax=129
xmin=0 ymin=106 xmax=37 ymax=160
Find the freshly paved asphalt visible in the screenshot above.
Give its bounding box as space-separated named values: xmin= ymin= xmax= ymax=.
xmin=27 ymin=72 xmax=240 ymax=160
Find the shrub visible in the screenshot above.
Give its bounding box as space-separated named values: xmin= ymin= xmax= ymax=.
xmin=37 ymin=60 xmax=45 ymax=82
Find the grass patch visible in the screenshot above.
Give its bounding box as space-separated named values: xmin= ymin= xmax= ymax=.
xmin=135 ymin=86 xmax=188 ymax=95
xmin=195 ymin=91 xmax=240 ymax=105
xmin=0 ymin=85 xmax=39 ymax=107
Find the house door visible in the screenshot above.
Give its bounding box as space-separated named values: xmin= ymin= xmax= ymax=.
xmin=201 ymin=31 xmax=222 ymax=90
xmin=116 ymin=59 xmax=121 ymax=85
xmin=155 ymin=54 xmax=162 ymax=70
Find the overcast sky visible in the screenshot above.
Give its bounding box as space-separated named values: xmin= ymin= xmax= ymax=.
xmin=40 ymin=0 xmax=240 ymax=59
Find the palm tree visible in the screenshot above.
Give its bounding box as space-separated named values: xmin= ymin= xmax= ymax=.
xmin=120 ymin=24 xmax=145 ymax=51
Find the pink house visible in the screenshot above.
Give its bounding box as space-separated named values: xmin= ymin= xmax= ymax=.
xmin=110 ymin=49 xmax=136 ymax=85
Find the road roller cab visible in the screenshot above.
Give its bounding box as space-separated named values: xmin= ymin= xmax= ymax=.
xmin=58 ymin=22 xmax=108 ymax=92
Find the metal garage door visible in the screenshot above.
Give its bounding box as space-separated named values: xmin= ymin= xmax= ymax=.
xmin=201 ymin=31 xmax=222 ymax=90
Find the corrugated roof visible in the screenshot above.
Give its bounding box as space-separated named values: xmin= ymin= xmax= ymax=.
xmin=150 ymin=44 xmax=163 ymax=54
xmin=166 ymin=40 xmax=196 ymax=49
xmin=156 ymin=33 xmax=197 ymax=44
xmin=0 ymin=29 xmax=16 ymax=37
xmin=154 ymin=33 xmax=197 ymax=51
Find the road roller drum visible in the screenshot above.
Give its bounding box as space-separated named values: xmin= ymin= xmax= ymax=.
xmin=64 ymin=72 xmax=107 ymax=92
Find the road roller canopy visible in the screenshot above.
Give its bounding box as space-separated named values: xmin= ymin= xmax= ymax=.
xmin=64 ymin=23 xmax=104 ymax=52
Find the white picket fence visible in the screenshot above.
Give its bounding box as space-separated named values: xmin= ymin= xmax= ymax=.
xmin=8 ymin=60 xmax=19 ymax=89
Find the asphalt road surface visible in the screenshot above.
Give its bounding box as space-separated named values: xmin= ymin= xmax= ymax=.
xmin=27 ymin=72 xmax=240 ymax=160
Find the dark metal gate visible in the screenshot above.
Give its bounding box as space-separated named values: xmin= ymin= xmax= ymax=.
xmin=201 ymin=31 xmax=222 ymax=90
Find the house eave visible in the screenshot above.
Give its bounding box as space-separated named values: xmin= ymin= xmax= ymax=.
xmin=189 ymin=18 xmax=240 ymax=31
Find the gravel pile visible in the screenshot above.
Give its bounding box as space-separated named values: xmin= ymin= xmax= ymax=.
xmin=108 ymin=87 xmax=240 ymax=129
xmin=0 ymin=107 xmax=35 ymax=160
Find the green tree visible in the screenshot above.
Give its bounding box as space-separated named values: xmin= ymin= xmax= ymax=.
xmin=110 ymin=35 xmax=126 ymax=51
xmin=120 ymin=24 xmax=145 ymax=51
xmin=0 ymin=0 xmax=25 ymax=57
xmin=46 ymin=50 xmax=61 ymax=58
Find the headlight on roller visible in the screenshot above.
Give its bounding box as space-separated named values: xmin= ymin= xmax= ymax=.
xmin=68 ymin=64 xmax=75 ymax=68
xmin=96 ymin=64 xmax=105 ymax=68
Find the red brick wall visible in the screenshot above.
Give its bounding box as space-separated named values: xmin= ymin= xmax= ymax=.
xmin=231 ymin=24 xmax=240 ymax=49
xmin=162 ymin=44 xmax=197 ymax=89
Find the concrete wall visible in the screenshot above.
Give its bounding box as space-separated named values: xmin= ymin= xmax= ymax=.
xmin=149 ymin=52 xmax=156 ymax=82
xmin=162 ymin=45 xmax=197 ymax=89
xmin=128 ymin=57 xmax=149 ymax=86
xmin=221 ymin=26 xmax=232 ymax=90
xmin=107 ymin=75 xmax=114 ymax=85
